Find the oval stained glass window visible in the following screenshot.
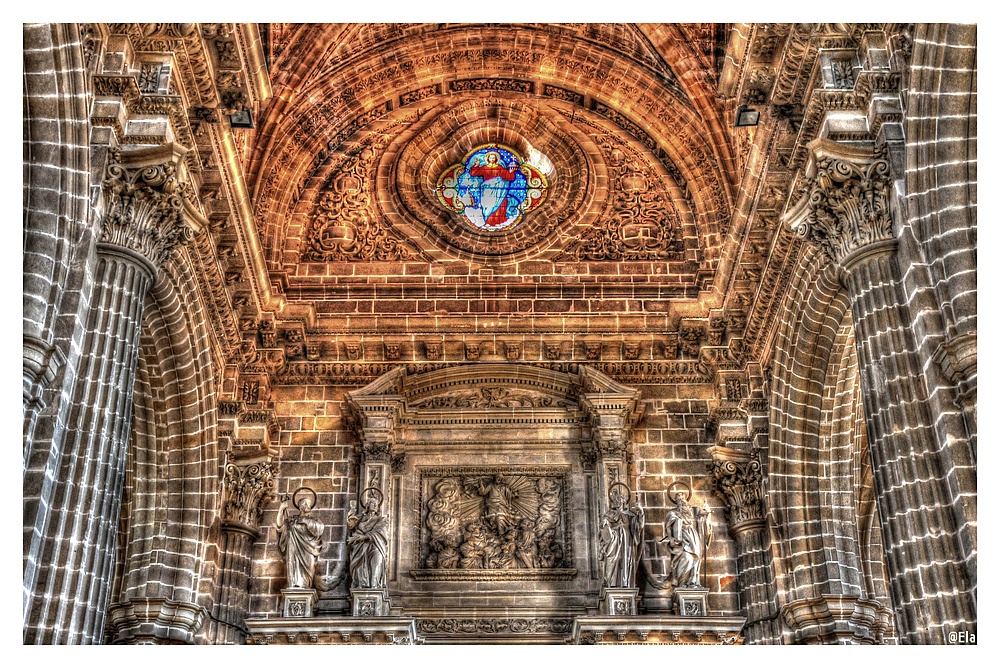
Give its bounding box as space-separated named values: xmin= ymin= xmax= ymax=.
xmin=435 ymin=144 xmax=548 ymax=232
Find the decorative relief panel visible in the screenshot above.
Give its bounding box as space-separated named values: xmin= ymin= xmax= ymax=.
xmin=557 ymin=131 xmax=686 ymax=262
xmin=409 ymin=386 xmax=575 ymax=410
xmin=302 ymin=136 xmax=421 ymax=262
xmin=413 ymin=467 xmax=575 ymax=580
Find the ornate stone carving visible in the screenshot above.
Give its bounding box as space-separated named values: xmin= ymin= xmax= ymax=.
xmin=222 ymin=456 xmax=276 ymax=531
xmin=558 ymin=139 xmax=684 ymax=261
xmin=302 ymin=144 xmax=416 ymax=262
xmin=99 ymin=145 xmax=195 ymax=271
xmin=410 ymin=386 xmax=575 ymax=410
xmin=419 ymin=469 xmax=570 ymax=574
xmin=417 ymin=618 xmax=573 ymax=635
xmin=708 ymin=449 xmax=766 ymax=533
xmin=785 ymin=141 xmax=894 ymax=265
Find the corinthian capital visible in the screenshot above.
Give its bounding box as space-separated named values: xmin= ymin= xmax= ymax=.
xmin=99 ymin=143 xmax=198 ymax=272
xmin=707 ymin=446 xmax=766 ymax=534
xmin=222 ymin=455 xmax=277 ymax=533
xmin=784 ymin=140 xmax=895 ymax=267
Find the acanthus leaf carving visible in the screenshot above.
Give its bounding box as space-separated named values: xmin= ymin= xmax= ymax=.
xmin=99 ymin=147 xmax=195 ymax=270
xmin=789 ymin=146 xmax=894 ymax=265
xmin=222 ymin=456 xmax=277 ymax=531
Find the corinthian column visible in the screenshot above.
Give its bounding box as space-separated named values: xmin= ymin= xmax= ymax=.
xmin=213 ymin=446 xmax=277 ymax=644
xmin=23 ymin=144 xmax=198 ymax=644
xmin=784 ymin=139 xmax=976 ymax=644
xmin=707 ymin=446 xmax=779 ymax=644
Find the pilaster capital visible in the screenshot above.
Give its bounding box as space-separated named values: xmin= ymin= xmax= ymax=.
xmin=222 ymin=450 xmax=277 ymax=534
xmin=784 ymin=139 xmax=895 ymax=267
xmin=706 ymin=446 xmax=766 ymax=534
xmin=98 ymin=143 xmax=201 ymax=274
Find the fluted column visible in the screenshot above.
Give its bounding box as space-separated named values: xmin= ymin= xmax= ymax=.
xmin=214 ymin=447 xmax=276 ymax=644
xmin=708 ymin=446 xmax=780 ymax=644
xmin=785 ymin=139 xmax=976 ymax=643
xmin=23 ymin=144 xmax=196 ymax=644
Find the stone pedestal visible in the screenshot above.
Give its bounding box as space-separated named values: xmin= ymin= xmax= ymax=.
xmin=674 ymin=586 xmax=709 ymax=616
xmin=571 ymin=614 xmax=745 ymax=645
xmin=282 ymin=588 xmax=319 ymax=618
xmin=600 ymin=587 xmax=639 ymax=616
xmin=352 ymin=588 xmax=391 ymax=617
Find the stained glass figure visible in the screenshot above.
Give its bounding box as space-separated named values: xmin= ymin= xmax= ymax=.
xmin=436 ymin=144 xmax=548 ymax=232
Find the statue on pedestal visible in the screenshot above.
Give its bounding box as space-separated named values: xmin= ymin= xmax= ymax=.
xmin=347 ymin=487 xmax=388 ymax=588
xmin=598 ymin=482 xmax=645 ymax=588
xmin=276 ymin=487 xmax=325 ymax=589
xmin=661 ymin=482 xmax=712 ymax=587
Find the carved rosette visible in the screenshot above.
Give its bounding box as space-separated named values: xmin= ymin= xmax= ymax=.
xmin=222 ymin=457 xmax=277 ymax=533
xmin=99 ymin=146 xmax=195 ymax=271
xmin=708 ymin=452 xmax=766 ymax=534
xmin=786 ymin=142 xmax=894 ymax=266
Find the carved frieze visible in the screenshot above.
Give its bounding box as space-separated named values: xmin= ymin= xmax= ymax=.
xmin=410 ymin=386 xmax=575 ymax=410
xmin=417 ymin=618 xmax=573 ymax=635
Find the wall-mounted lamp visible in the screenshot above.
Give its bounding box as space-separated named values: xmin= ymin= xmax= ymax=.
xmin=735 ymin=105 xmax=760 ymax=128
xmin=229 ymin=110 xmax=254 ymax=129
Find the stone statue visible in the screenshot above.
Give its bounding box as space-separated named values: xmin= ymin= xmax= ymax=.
xmin=465 ymin=474 xmax=520 ymax=536
xmin=347 ymin=487 xmax=389 ymax=589
xmin=276 ymin=487 xmax=325 ymax=589
xmin=661 ymin=482 xmax=712 ymax=587
xmin=598 ymin=482 xmax=645 ymax=588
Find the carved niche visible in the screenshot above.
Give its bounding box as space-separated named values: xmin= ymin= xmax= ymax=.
xmin=413 ymin=467 xmax=575 ymax=580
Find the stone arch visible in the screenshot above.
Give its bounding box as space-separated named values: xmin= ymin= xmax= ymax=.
xmin=766 ymin=247 xmax=892 ymax=643
xmin=106 ymin=249 xmax=221 ymax=644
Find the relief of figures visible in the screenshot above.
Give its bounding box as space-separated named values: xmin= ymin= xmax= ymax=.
xmin=422 ymin=472 xmax=567 ymax=570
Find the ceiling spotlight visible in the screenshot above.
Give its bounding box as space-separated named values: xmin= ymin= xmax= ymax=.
xmin=735 ymin=105 xmax=760 ymax=128
xmin=229 ymin=109 xmax=254 ymax=129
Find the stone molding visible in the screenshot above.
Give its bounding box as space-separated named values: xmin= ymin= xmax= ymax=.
xmin=22 ymin=334 xmax=66 ymax=407
xmin=105 ymin=598 xmax=207 ymax=645
xmin=781 ymin=595 xmax=891 ymax=645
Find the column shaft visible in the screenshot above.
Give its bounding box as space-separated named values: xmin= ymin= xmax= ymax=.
xmin=24 ymin=254 xmax=151 ymax=643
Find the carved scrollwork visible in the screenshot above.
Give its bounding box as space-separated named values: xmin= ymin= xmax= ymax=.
xmin=410 ymin=386 xmax=575 ymax=410
xmin=558 ymin=140 xmax=684 ymax=261
xmin=302 ymin=143 xmax=417 ymax=262
xmin=222 ymin=457 xmax=277 ymax=531
xmin=417 ymin=618 xmax=572 ymax=635
xmin=708 ymin=454 xmax=766 ymax=532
